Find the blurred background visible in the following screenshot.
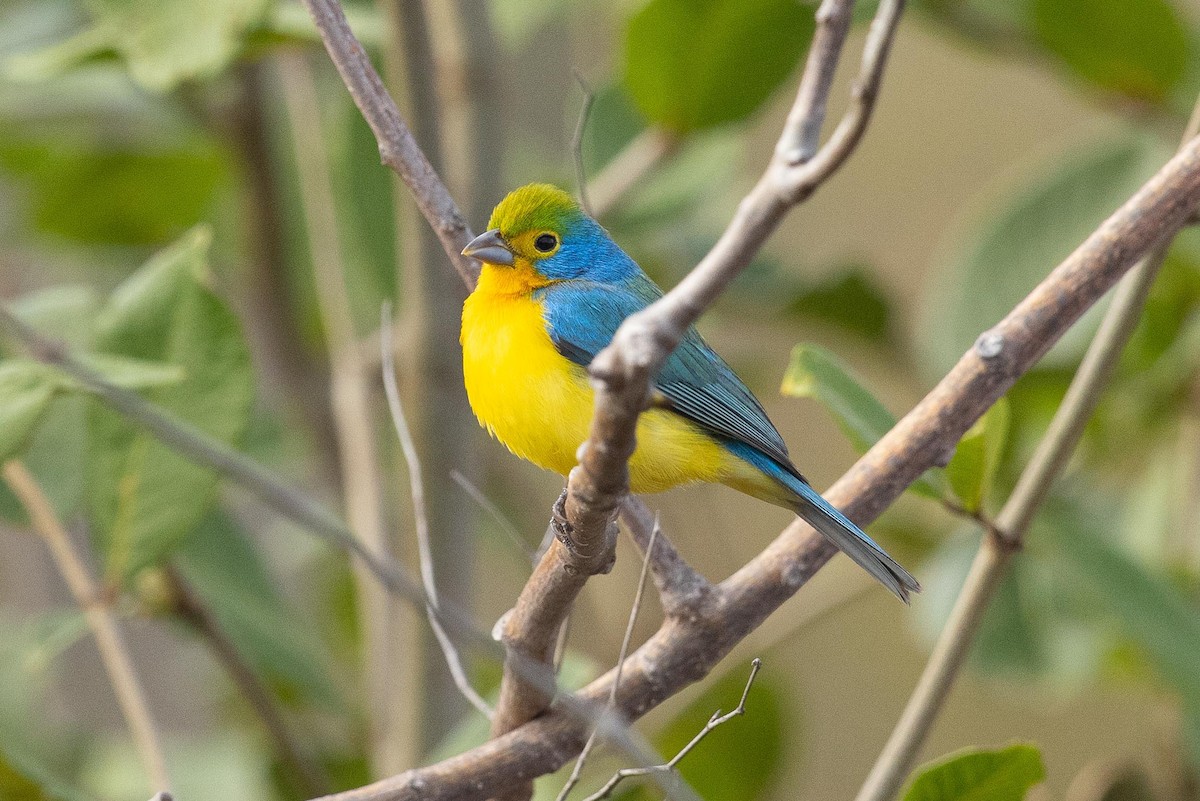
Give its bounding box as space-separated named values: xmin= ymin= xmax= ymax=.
xmin=2 ymin=0 xmax=1200 ymax=800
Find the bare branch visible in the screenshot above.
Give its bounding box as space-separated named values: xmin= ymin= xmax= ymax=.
xmin=450 ymin=469 xmax=532 ymax=562
xmin=777 ymin=0 xmax=855 ymax=164
xmin=556 ymin=521 xmax=661 ymax=801
xmin=853 ymin=98 xmax=1200 ymax=801
xmin=312 ymin=128 xmax=1200 ymax=801
xmin=580 ymin=659 xmax=763 ymax=801
xmin=2 ymin=461 xmax=171 ymax=795
xmin=298 ymin=0 xmax=479 ymax=287
xmin=381 ymin=304 xmax=493 ymax=719
xmin=618 ymin=497 xmax=712 ymax=616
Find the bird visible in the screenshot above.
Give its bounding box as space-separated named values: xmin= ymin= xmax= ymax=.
xmin=459 ymin=183 xmax=919 ymax=602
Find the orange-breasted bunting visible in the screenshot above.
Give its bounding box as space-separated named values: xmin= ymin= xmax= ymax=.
xmin=460 ymin=184 xmax=919 ymax=602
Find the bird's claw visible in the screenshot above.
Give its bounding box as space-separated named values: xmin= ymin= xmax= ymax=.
xmin=551 ymin=489 xmax=576 ymax=550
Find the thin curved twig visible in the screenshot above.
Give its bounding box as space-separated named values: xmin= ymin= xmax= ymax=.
xmin=581 ymin=659 xmax=763 ymax=801
xmin=381 ymin=303 xmax=493 ymax=719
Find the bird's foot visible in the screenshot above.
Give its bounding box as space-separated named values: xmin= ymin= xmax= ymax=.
xmin=551 ymin=489 xmax=576 ymax=549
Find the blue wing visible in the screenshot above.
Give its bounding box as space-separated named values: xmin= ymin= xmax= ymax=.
xmin=537 ymin=277 xmax=795 ymax=472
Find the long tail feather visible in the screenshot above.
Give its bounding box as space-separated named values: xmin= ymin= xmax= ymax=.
xmin=788 ymin=477 xmax=920 ymax=603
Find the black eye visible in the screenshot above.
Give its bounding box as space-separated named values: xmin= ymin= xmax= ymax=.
xmin=534 ymin=233 xmax=558 ymax=253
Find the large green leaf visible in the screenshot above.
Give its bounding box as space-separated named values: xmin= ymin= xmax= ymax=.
xmin=903 ymin=744 xmax=1045 ymax=801
xmin=921 ymin=136 xmax=1170 ymax=376
xmin=781 ymin=344 xmax=947 ymax=499
xmin=623 ymin=0 xmax=813 ymax=134
xmin=945 ymin=398 xmax=1009 ymax=513
xmin=6 ymin=0 xmax=270 ymax=91
xmin=1032 ymin=0 xmax=1190 ymax=104
xmin=174 ymin=513 xmax=341 ymax=708
xmin=784 ymin=268 xmax=893 ymax=343
xmin=0 ymin=136 xmax=225 ymax=246
xmin=88 ymin=228 xmax=253 ymax=581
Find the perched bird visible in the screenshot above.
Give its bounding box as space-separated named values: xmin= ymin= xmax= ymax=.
xmin=460 ymin=184 xmax=919 ymax=602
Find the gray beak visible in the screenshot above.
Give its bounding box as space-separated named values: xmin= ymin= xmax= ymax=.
xmin=462 ymin=229 xmax=514 ymax=267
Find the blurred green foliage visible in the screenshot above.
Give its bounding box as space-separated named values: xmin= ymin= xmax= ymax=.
xmin=902 ymin=744 xmax=1045 ymax=801
xmin=0 ymin=0 xmax=1197 ymax=800
xmin=624 ymin=0 xmax=814 ymax=134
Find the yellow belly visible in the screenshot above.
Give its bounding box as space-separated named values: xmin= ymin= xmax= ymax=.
xmin=461 ymin=287 xmax=737 ymax=494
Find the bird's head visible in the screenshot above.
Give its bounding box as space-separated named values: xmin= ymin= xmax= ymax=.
xmin=462 ymin=184 xmax=636 ymax=291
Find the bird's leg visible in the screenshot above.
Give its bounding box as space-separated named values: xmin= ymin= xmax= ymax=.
xmin=551 ymin=486 xmax=576 ymax=548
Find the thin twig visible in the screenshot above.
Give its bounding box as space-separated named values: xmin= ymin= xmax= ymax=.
xmin=2 ymin=461 xmax=172 ymax=794
xmin=164 ymin=566 xmax=329 ymax=796
xmin=450 ymin=469 xmax=532 ymax=562
xmin=571 ymin=70 xmax=597 ymax=218
xmin=0 ymin=304 xmax=425 ymax=606
xmin=777 ymin=0 xmax=856 ymax=164
xmin=556 ymin=520 xmax=660 ymax=801
xmin=381 ymin=303 xmax=493 ymax=719
xmin=581 ymin=659 xmax=763 ymax=801
xmin=852 ymin=95 xmax=1200 ymax=801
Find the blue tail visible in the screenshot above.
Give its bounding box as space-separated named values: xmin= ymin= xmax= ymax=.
xmin=727 ymin=443 xmax=920 ymax=603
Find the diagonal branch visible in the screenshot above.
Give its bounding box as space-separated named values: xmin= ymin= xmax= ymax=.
xmin=299 ymin=0 xmax=479 ymax=288
xmin=852 ymin=95 xmax=1200 ymax=801
xmin=312 ymin=128 xmax=1200 ymax=801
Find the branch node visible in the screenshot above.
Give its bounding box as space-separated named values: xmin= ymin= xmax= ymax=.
xmin=975 ymin=331 xmax=1005 ymax=359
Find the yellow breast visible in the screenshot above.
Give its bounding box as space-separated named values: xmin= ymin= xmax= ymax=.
xmin=460 ymin=269 xmax=734 ymax=494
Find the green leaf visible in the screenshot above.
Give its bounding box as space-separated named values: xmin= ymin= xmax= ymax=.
xmin=74 ymin=354 xmax=185 ymax=390
xmin=903 ymin=744 xmax=1045 ymax=801
xmin=88 ymin=227 xmax=254 ymax=581
xmin=0 ymin=395 xmax=88 ymax=525
xmin=5 ymin=286 xmax=99 ymax=353
xmin=0 ymin=361 xmax=68 ymax=461
xmin=623 ymin=665 xmax=783 ymax=801
xmin=781 ymin=344 xmax=946 ymax=499
xmin=624 ymin=0 xmax=814 ymax=133
xmin=0 ymin=352 xmax=180 ymax=461
xmin=921 ymin=136 xmax=1169 ymax=376
xmin=945 ymin=398 xmax=1009 ymax=512
xmin=0 ymin=136 xmax=225 ymax=246
xmin=1044 ymin=499 xmax=1200 ymax=741
xmin=1031 ymin=0 xmax=1190 ymax=103
xmin=0 ymin=747 xmax=89 ymax=801
xmin=784 ymin=268 xmax=893 ymax=343
xmin=6 ymin=0 xmax=270 ymax=91
xmin=174 ymin=513 xmax=341 ymax=708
